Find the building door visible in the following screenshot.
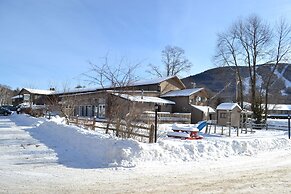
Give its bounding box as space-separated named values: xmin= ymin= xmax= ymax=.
xmin=98 ymin=104 xmax=106 ymax=118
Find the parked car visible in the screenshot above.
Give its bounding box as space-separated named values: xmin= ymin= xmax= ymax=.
xmin=0 ymin=107 xmax=12 ymax=116
xmin=1 ymin=105 xmax=17 ymax=111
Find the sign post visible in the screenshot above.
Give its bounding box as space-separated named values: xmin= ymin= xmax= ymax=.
xmin=154 ymin=104 xmax=159 ymax=143
xmin=288 ymin=113 xmax=290 ymax=140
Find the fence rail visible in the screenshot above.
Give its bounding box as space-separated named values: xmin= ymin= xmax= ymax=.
xmin=140 ymin=111 xmax=191 ymax=124
xmin=69 ymin=116 xmax=155 ymax=143
xmin=266 ymin=124 xmax=288 ymax=131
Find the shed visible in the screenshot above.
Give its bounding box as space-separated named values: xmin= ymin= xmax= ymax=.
xmin=216 ymin=103 xmax=242 ymax=127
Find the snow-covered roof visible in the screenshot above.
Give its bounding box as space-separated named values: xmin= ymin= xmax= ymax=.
xmin=113 ymin=93 xmax=175 ymax=105
xmin=267 ymin=104 xmax=291 ymax=111
xmin=191 ymin=105 xmax=215 ymax=114
xmin=23 ymin=88 xmax=55 ymax=95
xmin=60 ymin=91 xmax=99 ymax=97
xmin=161 ymin=88 xmax=204 ymax=97
xmin=11 ymin=95 xmax=23 ymax=99
xmin=130 ymin=76 xmax=177 ymax=86
xmin=216 ymin=103 xmax=242 ymax=111
xmin=55 ymin=76 xmax=183 ymax=95
xmin=54 ymin=87 xmax=99 ymax=95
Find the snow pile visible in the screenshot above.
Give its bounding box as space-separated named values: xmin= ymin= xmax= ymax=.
xmin=12 ymin=115 xmax=141 ymax=168
xmin=10 ymin=115 xmax=291 ymax=168
xmin=136 ymin=136 xmax=290 ymax=164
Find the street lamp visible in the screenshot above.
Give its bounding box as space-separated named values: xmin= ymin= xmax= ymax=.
xmin=154 ymin=103 xmax=159 ymax=143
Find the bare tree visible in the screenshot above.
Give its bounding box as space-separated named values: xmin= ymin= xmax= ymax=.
xmin=87 ymin=56 xmax=140 ymax=88
xmin=235 ymin=15 xmax=272 ymax=117
xmin=214 ymin=15 xmax=290 ymax=123
xmin=0 ymin=84 xmax=13 ymax=105
xmin=86 ymin=56 xmax=143 ymax=137
xmin=214 ymin=29 xmax=244 ymax=108
xmin=263 ymin=19 xmax=291 ymax=120
xmin=148 ymin=45 xmax=192 ymax=77
xmin=47 ymin=84 xmax=79 ymax=124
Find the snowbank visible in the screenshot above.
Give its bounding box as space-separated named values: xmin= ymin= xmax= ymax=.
xmin=10 ymin=115 xmax=291 ymax=168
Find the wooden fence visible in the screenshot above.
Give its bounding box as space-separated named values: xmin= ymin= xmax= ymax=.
xmin=266 ymin=124 xmax=288 ymax=131
xmin=69 ymin=116 xmax=155 ymax=143
xmin=140 ymin=111 xmax=191 ymax=124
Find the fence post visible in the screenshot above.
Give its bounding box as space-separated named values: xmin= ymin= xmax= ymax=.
xmin=106 ymin=123 xmax=110 ymax=134
xmin=214 ymin=121 xmax=217 ymax=133
xmin=92 ymin=116 xmax=96 ymax=130
xmin=76 ymin=115 xmax=79 ymax=125
xmin=116 ymin=120 xmax=120 ymax=137
xmin=149 ymin=124 xmax=154 ymax=143
xmin=154 ymin=104 xmax=159 ymax=143
xmin=237 ymin=127 xmax=239 ymax=137
xmin=126 ymin=122 xmax=132 ymax=138
xmin=229 ymin=124 xmax=231 ymax=137
xmin=205 ymin=124 xmax=209 ymax=134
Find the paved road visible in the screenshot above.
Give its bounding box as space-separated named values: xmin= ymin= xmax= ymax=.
xmin=1 ymin=116 xmax=291 ymax=194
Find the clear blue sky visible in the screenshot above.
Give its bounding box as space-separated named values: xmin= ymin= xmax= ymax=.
xmin=0 ymin=0 xmax=290 ymax=90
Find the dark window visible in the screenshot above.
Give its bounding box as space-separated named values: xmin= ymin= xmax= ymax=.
xmin=220 ymin=113 xmax=227 ymax=118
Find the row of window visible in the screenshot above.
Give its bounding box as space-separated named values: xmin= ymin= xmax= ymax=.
xmin=74 ymin=104 xmax=106 ymax=118
xmin=190 ymin=96 xmax=208 ymax=104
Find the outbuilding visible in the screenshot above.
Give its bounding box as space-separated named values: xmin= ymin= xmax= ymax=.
xmin=161 ymin=88 xmax=214 ymax=123
xmin=216 ymin=103 xmax=242 ymax=127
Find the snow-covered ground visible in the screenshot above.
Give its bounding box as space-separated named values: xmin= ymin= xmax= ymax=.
xmin=1 ymin=114 xmax=291 ymax=193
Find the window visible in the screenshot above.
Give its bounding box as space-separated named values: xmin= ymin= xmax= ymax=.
xmin=74 ymin=107 xmax=78 ymax=116
xmin=196 ymin=96 xmax=201 ymax=102
xmin=23 ymin=94 xmax=30 ymax=101
xmin=98 ymin=104 xmax=106 ymax=118
xmin=203 ymin=97 xmax=208 ymax=102
xmin=220 ymin=113 xmax=227 ymax=118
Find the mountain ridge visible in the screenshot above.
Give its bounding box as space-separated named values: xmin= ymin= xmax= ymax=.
xmin=182 ymin=63 xmax=291 ymax=104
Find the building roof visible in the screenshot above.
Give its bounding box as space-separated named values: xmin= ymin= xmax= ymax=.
xmin=22 ymin=88 xmax=55 ymax=95
xmin=161 ymin=88 xmax=204 ymax=97
xmin=130 ymin=75 xmax=186 ymax=89
xmin=131 ymin=75 xmax=175 ymax=86
xmin=216 ymin=103 xmax=242 ymax=111
xmin=18 ymin=76 xmax=186 ymax=96
xmin=113 ymin=93 xmax=175 ymax=105
xmin=54 ymin=76 xmax=185 ymax=95
xmin=191 ymin=105 xmax=215 ymax=114
xmin=54 ymin=87 xmax=99 ymax=95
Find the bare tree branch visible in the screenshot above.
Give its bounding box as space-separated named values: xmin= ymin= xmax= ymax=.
xmin=148 ymin=45 xmax=192 ymax=77
xmin=214 ymin=14 xmax=291 ymax=123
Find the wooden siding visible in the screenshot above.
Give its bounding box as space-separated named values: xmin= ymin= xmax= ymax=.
xmin=216 ymin=107 xmax=241 ymax=127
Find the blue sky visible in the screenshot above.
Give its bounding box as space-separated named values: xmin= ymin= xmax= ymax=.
xmin=0 ymin=0 xmax=291 ymax=90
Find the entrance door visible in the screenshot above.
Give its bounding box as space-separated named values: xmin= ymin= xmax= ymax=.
xmin=98 ymin=104 xmax=106 ymax=118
